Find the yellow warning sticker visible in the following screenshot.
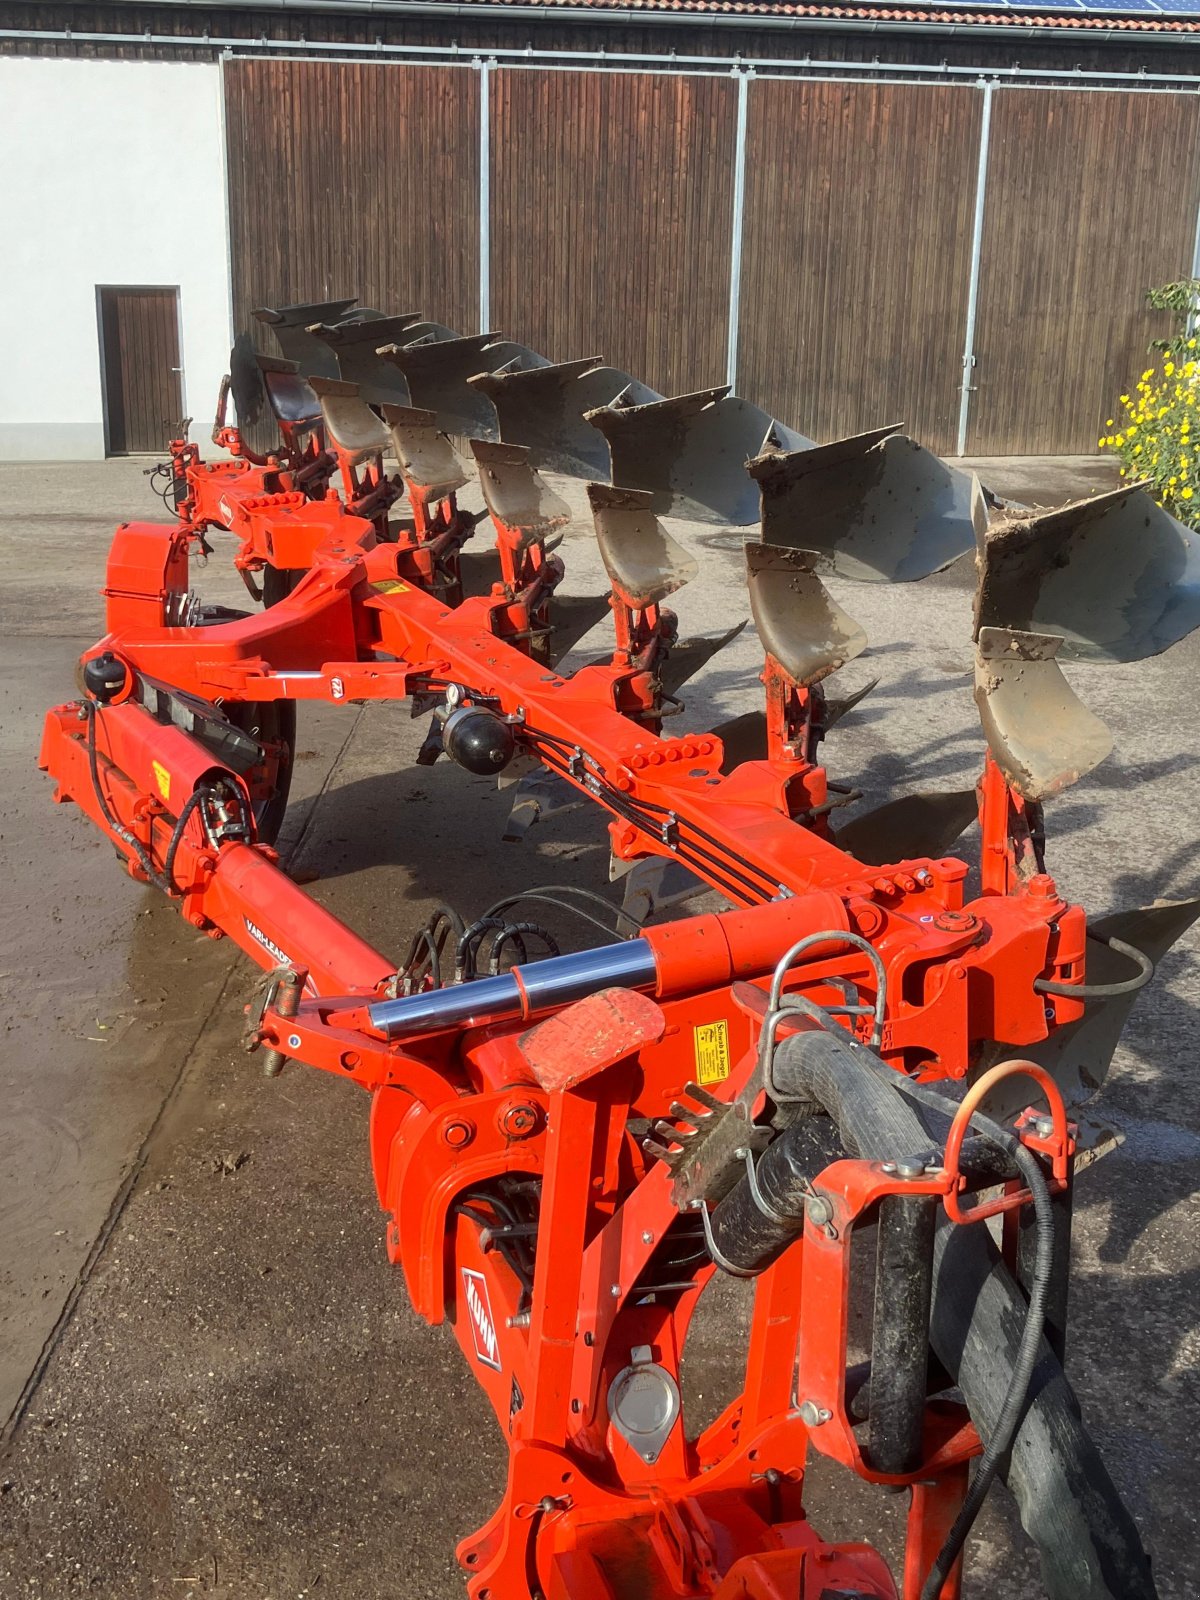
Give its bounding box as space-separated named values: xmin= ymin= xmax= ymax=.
xmin=151 ymin=761 xmax=171 ymax=801
xmin=371 ymin=579 xmax=409 ymax=594
xmin=693 ymin=1019 xmax=731 ymax=1086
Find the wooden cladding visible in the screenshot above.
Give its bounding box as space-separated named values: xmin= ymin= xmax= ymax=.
xmin=98 ymin=286 xmax=182 ymax=454
xmin=967 ymin=88 xmax=1200 ymax=456
xmin=489 ymin=70 xmax=736 ymax=395
xmin=222 ymin=58 xmax=1200 ymax=457
xmin=738 ymin=80 xmax=981 ymax=455
xmin=224 ymin=59 xmax=480 ymax=342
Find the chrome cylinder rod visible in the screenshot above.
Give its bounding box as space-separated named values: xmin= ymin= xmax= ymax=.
xmin=367 ymin=938 xmax=659 ymax=1039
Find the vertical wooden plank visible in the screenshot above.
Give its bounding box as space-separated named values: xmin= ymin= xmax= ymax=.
xmin=223 ymin=58 xmax=480 ymax=343
xmin=99 ymin=289 xmax=126 ymax=454
xmin=99 ymin=287 xmax=182 ymax=453
xmin=968 ymin=88 xmax=1200 ymax=456
xmin=738 ymin=79 xmax=982 ymax=453
xmin=490 ymin=68 xmax=737 ymax=394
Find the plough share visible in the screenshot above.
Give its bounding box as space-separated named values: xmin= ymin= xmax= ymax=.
xmin=39 ymin=300 xmax=1200 ymax=1599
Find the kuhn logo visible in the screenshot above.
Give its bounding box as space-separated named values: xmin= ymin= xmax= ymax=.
xmin=218 ymin=498 xmax=235 ymax=526
xmin=462 ymin=1268 xmax=502 ymax=1371
xmin=244 ymin=916 xmax=291 ymax=968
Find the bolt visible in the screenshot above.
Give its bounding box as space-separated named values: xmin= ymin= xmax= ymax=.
xmin=1035 ymin=1116 xmax=1056 ymax=1139
xmin=880 ymin=1161 xmax=897 ymax=1174
xmin=500 ymin=1103 xmax=539 ymax=1139
xmin=895 ymin=1158 xmax=926 ymax=1180
xmin=443 ymin=1119 xmax=475 ymax=1149
xmin=610 ymin=1284 xmax=621 ymax=1298
xmin=806 ymin=1194 xmax=834 ymax=1229
xmin=798 ymin=1400 xmax=832 ymax=1428
xmin=641 ymin=1230 xmax=655 ymax=1245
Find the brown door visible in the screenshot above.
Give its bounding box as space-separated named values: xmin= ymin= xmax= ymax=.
xmin=98 ymin=286 xmax=184 ymax=454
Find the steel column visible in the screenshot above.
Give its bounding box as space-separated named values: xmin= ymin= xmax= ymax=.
xmin=956 ymin=79 xmax=995 ymax=457
xmin=726 ymin=68 xmax=751 ymax=391
xmin=478 ymin=56 xmax=493 ymax=334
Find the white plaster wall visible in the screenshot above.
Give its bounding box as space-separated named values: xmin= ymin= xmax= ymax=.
xmin=0 ymin=58 xmax=232 ymax=460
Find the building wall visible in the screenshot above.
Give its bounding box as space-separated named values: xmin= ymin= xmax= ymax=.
xmin=0 ymin=57 xmax=231 ymax=459
xmin=226 ymin=55 xmax=1198 ymax=456
xmin=3 ymin=22 xmax=1200 ymax=458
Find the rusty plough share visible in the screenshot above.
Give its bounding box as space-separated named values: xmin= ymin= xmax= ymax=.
xmin=40 ymin=298 xmax=1200 ymax=1600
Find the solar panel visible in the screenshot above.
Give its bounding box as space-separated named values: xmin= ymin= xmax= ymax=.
xmin=1076 ymin=0 xmax=1167 ymax=10
xmin=891 ymin=0 xmax=1200 ymax=11
xmin=854 ymin=0 xmax=1200 ymax=15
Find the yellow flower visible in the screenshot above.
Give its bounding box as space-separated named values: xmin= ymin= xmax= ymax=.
xmin=1184 ymin=487 xmax=1195 ymax=499
xmin=1189 ymin=339 xmax=1197 ymax=350
xmin=1143 ymin=368 xmax=1155 ymax=380
xmin=1166 ymin=362 xmax=1176 ymax=376
xmin=1170 ymin=476 xmax=1178 ymax=486
xmin=1106 ymin=418 xmax=1115 ymax=427
xmin=1119 ymin=394 xmax=1130 ymax=404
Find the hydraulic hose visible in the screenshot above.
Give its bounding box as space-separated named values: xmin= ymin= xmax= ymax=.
xmin=708 ymin=1028 xmax=1158 ymax=1600
xmin=83 ymin=700 xmax=169 ymax=893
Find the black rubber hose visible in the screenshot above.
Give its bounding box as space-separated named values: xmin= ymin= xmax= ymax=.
xmin=161 ymin=787 xmax=211 ymax=894
xmin=83 ymin=700 xmax=169 ymax=892
xmin=710 ymin=1029 xmax=1157 ymax=1600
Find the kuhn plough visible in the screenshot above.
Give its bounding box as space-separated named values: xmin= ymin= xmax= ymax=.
xmin=39 ymin=300 xmax=1200 ymax=1600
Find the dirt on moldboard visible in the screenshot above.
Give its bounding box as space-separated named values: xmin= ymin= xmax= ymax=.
xmin=2 ymin=455 xmax=1200 ymax=1599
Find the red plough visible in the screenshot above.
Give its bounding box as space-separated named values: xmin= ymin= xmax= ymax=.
xmin=39 ymin=303 xmax=1200 ymax=1600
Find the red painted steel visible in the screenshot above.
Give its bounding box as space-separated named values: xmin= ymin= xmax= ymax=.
xmin=37 ymin=409 xmax=1097 ymax=1600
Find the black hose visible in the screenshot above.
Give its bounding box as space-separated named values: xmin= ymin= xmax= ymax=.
xmin=828 ymin=1059 xmax=1058 ymax=1593
xmin=83 ymin=700 xmax=169 ymax=892
xmin=456 ymin=917 xmax=521 ymax=981
xmin=921 ymin=1119 xmax=1054 ymax=1599
xmin=717 ymin=1029 xmax=1157 ymax=1600
xmin=1034 ymin=932 xmax=1154 ymax=999
xmin=482 ymin=884 xmax=640 ymax=940
xmin=162 ymin=788 xmax=212 ymax=894
xmin=488 ymin=922 xmax=560 ymax=975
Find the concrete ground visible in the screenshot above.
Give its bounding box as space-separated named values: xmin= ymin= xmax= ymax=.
xmin=1 ymin=451 xmax=1198 ymax=1600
